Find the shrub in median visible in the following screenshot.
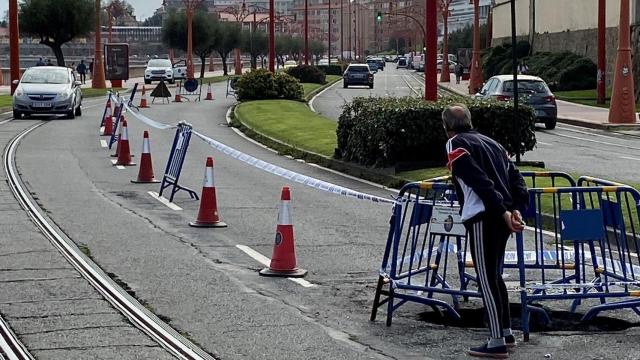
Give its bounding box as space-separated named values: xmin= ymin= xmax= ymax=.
xmin=286 ymin=65 xmax=326 ymax=84
xmin=318 ymin=64 xmax=346 ymax=76
xmin=236 ymin=69 xmax=303 ymax=101
xmin=337 ymin=97 xmax=536 ymax=167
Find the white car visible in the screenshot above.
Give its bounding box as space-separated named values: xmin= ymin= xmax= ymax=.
xmin=283 ymin=60 xmax=297 ymax=69
xmin=144 ymin=59 xmax=175 ymax=84
xmin=318 ymin=58 xmax=329 ymax=66
xmin=172 ymin=60 xmax=188 ymax=80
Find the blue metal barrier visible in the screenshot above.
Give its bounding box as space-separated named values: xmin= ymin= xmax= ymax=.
xmin=108 ymin=102 xmax=125 ymax=149
xmin=517 ymin=185 xmax=640 ymax=341
xmin=158 ymin=122 xmax=199 ymax=202
xmin=370 ymin=181 xmax=477 ymax=326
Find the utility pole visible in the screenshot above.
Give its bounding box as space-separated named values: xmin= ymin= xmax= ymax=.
xmin=9 ymin=0 xmax=20 ymax=94
xmin=597 ymin=0 xmax=606 ymax=104
xmin=328 ymin=0 xmax=332 ymax=61
xmin=92 ymin=0 xmax=107 ymax=89
xmin=608 ymin=0 xmax=636 ymax=124
xmin=425 ymin=0 xmax=437 ymax=101
xmin=468 ymin=0 xmax=484 ymax=94
xmin=269 ymin=0 xmax=276 ymax=71
xmin=304 ymin=0 xmax=309 ymax=64
xmin=340 ymin=0 xmax=344 ymax=61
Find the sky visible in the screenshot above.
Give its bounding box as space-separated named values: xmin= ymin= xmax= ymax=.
xmin=1 ymin=0 xmax=164 ymax=23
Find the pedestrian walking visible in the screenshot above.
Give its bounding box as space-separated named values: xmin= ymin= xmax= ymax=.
xmin=517 ymin=61 xmax=529 ymax=75
xmin=442 ymin=104 xmax=528 ymax=359
xmin=454 ymin=63 xmax=464 ymax=84
xmin=36 ymin=57 xmax=45 ymax=66
xmin=76 ymin=60 xmax=87 ymax=84
xmin=89 ymin=58 xmax=94 ymax=79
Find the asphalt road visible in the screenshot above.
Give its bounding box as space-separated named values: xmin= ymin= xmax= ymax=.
xmin=315 ymin=66 xmax=640 ymax=184
xmin=4 ymin=80 xmax=640 ymax=359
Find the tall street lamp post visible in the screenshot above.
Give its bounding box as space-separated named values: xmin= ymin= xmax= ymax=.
xmin=597 ymin=0 xmax=606 ymax=104
xmin=608 ymin=0 xmax=636 ymax=124
xmin=439 ymin=0 xmax=453 ymax=83
xmin=269 ymin=0 xmax=276 ymax=72
xmin=340 ymin=0 xmax=344 ymax=61
xmin=183 ymin=0 xmax=204 ymax=79
xmin=468 ymin=0 xmax=483 ymax=94
xmin=304 ymin=0 xmax=309 ymax=64
xmin=328 ymin=0 xmax=331 ymax=61
xmin=425 ymin=0 xmax=437 ymax=101
xmin=92 ymin=0 xmax=107 ymax=89
xmin=9 ymin=0 xmax=20 ymax=94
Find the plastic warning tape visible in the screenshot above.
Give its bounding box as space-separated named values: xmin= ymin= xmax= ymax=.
xmin=122 ymin=104 xmax=394 ymax=205
xmin=191 ymin=130 xmax=395 ymax=205
xmin=123 ymin=102 xmax=177 ymax=130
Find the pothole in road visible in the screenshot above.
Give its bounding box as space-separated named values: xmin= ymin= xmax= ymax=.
xmin=418 ymin=303 xmax=640 ymax=332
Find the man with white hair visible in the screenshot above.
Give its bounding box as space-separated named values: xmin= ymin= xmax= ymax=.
xmin=442 ymin=104 xmax=529 ymax=359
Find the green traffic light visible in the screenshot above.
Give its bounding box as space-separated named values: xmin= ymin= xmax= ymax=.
xmin=376 ymin=12 xmax=382 ymax=22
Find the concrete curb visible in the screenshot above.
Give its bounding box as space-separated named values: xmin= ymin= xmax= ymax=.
xmin=307 ymin=77 xmax=342 ymax=113
xmin=230 ymin=102 xmax=411 ymax=189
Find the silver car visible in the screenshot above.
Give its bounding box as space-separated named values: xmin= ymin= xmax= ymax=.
xmin=474 ymin=74 xmax=558 ymax=129
xmin=12 ymin=66 xmax=83 ymax=119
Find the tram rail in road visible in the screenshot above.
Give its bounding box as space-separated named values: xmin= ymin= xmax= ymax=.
xmin=0 ymin=118 xmax=217 ymax=360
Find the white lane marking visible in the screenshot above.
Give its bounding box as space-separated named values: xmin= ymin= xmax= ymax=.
xmin=537 ymin=141 xmax=551 ymax=146
xmin=308 ymin=79 xmax=341 ymax=114
xmin=548 ymin=132 xmax=640 ymax=151
xmin=621 ymin=156 xmax=640 ymax=161
xmin=0 ymin=118 xmax=12 ymax=125
xmin=100 ymin=139 xmax=108 ymax=148
xmin=235 ymin=244 xmax=317 ymax=288
xmin=148 ymin=191 xmax=183 ymax=211
xmin=110 ymin=159 xmax=125 ymax=170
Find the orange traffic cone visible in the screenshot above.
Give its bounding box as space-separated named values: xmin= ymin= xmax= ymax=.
xmin=259 ymin=187 xmax=307 ymax=278
xmin=205 ymin=83 xmax=213 ymax=100
xmin=174 ymin=93 xmax=182 ymax=102
xmin=114 ymin=119 xmax=136 ymax=166
xmin=110 ymin=116 xmax=122 ymax=157
xmin=139 ymin=85 xmax=149 ymax=108
xmin=131 ymin=131 xmax=159 ymax=183
xmin=189 ymin=157 xmax=227 ymax=228
xmin=102 ymin=112 xmax=113 ymax=136
xmin=101 ymin=96 xmax=112 ymax=127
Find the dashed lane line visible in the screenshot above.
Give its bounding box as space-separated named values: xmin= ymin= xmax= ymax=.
xmin=100 ymin=139 xmax=108 ymax=148
xmin=148 ymin=191 xmax=183 ymax=211
xmin=235 ymin=244 xmax=317 ymax=288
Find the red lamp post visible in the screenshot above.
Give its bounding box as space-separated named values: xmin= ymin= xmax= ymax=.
xmin=425 ymin=0 xmax=437 ymax=101
xmin=608 ymin=0 xmax=636 ymax=124
xmin=304 ymin=0 xmax=309 ymax=64
xmin=9 ymin=0 xmax=20 ymax=94
xmin=183 ymin=0 xmax=204 ymax=79
xmin=92 ymin=0 xmax=107 ymax=89
xmin=269 ymin=0 xmax=276 ymax=72
xmin=439 ymin=0 xmax=453 ymax=83
xmin=328 ymin=0 xmax=332 ymax=61
xmin=468 ymin=0 xmax=483 ymax=94
xmin=597 ymin=0 xmax=606 ymax=104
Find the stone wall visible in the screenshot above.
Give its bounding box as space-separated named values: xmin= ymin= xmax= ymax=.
xmin=492 ymin=25 xmax=640 ymax=88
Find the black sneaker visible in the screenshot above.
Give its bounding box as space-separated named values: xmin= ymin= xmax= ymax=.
xmin=505 ymin=335 xmax=516 ymax=348
xmin=468 ymin=343 xmax=509 ymax=359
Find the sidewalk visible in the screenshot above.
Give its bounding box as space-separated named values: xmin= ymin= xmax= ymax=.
xmin=438 ymin=77 xmax=640 ymax=131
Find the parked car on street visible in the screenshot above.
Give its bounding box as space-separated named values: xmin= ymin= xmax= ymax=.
xmin=437 ymin=60 xmax=456 ymax=73
xmin=318 ymin=58 xmax=330 ymax=66
xmin=145 ymin=58 xmax=175 ymax=84
xmin=396 ymin=57 xmax=408 ymax=69
xmin=366 ymin=58 xmax=379 ymax=73
xmin=283 ymin=60 xmax=298 ymax=69
xmin=474 ymin=74 xmax=558 ymax=129
xmin=375 ymin=57 xmax=385 ymax=71
xmin=343 ymin=64 xmax=374 ymax=89
xmin=12 ymin=66 xmax=83 ymax=119
xmin=172 ymin=60 xmax=188 ymax=80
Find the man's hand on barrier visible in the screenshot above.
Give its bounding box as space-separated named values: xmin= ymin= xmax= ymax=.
xmin=503 ymin=210 xmax=525 ymax=233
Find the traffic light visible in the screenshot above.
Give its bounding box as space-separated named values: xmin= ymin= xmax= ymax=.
xmin=376 ymin=11 xmax=382 ymax=22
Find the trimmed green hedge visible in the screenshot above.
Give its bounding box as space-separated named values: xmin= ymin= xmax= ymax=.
xmin=286 ymin=65 xmax=326 ymax=84
xmin=483 ymin=42 xmax=597 ymax=91
xmin=337 ymin=97 xmax=536 ymax=167
xmin=236 ymin=69 xmax=303 ymax=101
xmin=318 ymin=64 xmax=346 ymax=76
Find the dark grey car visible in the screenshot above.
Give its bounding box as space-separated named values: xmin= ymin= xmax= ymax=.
xmin=343 ymin=64 xmax=374 ymax=89
xmin=475 ymin=75 xmax=558 ymax=129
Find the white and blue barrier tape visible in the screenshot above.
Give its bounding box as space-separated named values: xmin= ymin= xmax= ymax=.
xmin=122 ymin=102 xmax=394 ymax=205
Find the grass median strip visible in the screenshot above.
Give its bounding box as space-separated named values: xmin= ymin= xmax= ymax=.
xmin=235 ymin=99 xmax=337 ymax=156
